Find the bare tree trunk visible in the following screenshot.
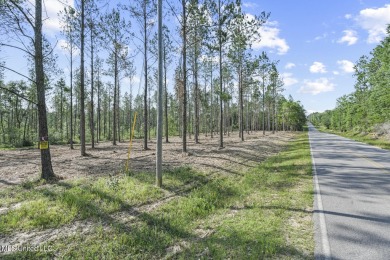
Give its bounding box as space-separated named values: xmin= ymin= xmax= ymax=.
xmin=35 ymin=0 xmax=56 ymax=180
xmin=203 ymin=73 xmax=207 ymax=137
xmin=97 ymin=68 xmax=101 ymax=143
xmin=210 ymin=58 xmax=213 ymax=139
xmin=182 ymin=0 xmax=187 ymax=153
xmin=239 ymin=66 xmax=244 ymax=141
xmin=80 ymin=0 xmax=86 ymax=155
xmin=164 ymin=46 xmax=169 ymax=143
xmin=117 ymin=81 xmax=121 ymax=142
xmin=113 ymin=42 xmax=118 ymax=145
xmin=194 ymin=32 xmax=199 ymax=144
xmin=246 ymin=94 xmax=249 ymax=134
xmin=262 ymin=75 xmax=265 ymax=135
xmin=60 ymin=81 xmax=63 ymax=139
xmin=218 ymin=0 xmax=223 ymax=148
xmin=90 ymin=24 xmax=95 ymax=148
xmin=143 ymin=4 xmax=149 ymax=150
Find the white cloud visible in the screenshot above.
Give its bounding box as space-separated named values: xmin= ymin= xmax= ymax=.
xmin=345 ymin=14 xmax=352 ymax=19
xmin=41 ymin=0 xmax=75 ymax=35
xmin=338 ymin=30 xmax=358 ymax=45
xmin=314 ymin=33 xmax=328 ymax=41
xmin=333 ymin=71 xmax=340 ymax=75
xmin=337 ymin=60 xmax=355 ymax=73
xmin=285 ymin=63 xmax=296 ymax=69
xmin=356 ymin=4 xmax=390 ymax=43
xmin=56 ymin=38 xmax=80 ymax=55
xmin=252 ymin=21 xmax=289 ymax=55
xmin=58 ymin=39 xmax=69 ymax=49
xmin=281 ymin=73 xmax=298 ymax=87
xmin=299 ymin=78 xmax=335 ymax=95
xmin=309 ymin=62 xmax=327 ymax=74
xmin=243 ymin=2 xmax=258 ymax=8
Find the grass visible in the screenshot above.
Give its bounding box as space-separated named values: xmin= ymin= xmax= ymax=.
xmin=1 ymin=132 xmax=314 ymax=259
xmin=316 ymin=125 xmax=390 ymax=150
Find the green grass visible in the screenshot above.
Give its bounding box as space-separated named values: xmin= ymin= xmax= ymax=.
xmin=1 ymin=133 xmax=313 ymax=259
xmin=316 ymin=126 xmax=390 ymax=150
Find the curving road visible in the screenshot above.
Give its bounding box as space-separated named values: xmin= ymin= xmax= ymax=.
xmin=309 ymin=124 xmax=390 ymax=260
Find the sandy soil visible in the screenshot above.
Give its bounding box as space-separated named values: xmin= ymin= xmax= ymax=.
xmin=0 ymin=131 xmax=296 ymax=189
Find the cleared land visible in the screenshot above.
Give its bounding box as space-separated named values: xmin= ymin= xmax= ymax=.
xmin=0 ymin=132 xmax=294 ymax=188
xmin=0 ymin=131 xmax=314 ymax=259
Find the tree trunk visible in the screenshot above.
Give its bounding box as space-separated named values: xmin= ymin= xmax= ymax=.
xmin=117 ymin=81 xmax=121 ymax=142
xmin=60 ymin=81 xmax=63 ymax=139
xmin=97 ymin=68 xmax=101 ymax=143
xmin=262 ymin=75 xmax=265 ymax=135
xmin=80 ymin=0 xmax=86 ymax=156
xmin=218 ymin=3 xmax=223 ymax=148
xmin=143 ymin=5 xmax=149 ymax=150
xmin=164 ymin=46 xmax=169 ymax=143
xmin=113 ymin=42 xmax=118 ymax=145
xmin=90 ymin=24 xmax=95 ymax=148
xmin=239 ymin=66 xmax=244 ymax=141
xmin=210 ymin=58 xmax=213 ymax=138
xmin=194 ymin=31 xmax=199 ymax=144
xmin=35 ymin=0 xmax=55 ymax=180
xmin=182 ymin=0 xmax=187 ymax=153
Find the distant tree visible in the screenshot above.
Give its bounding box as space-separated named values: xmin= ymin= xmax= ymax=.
xmin=60 ymin=6 xmax=78 ymax=149
xmin=208 ymin=0 xmax=236 ymax=148
xmin=100 ymin=8 xmax=130 ymax=145
xmin=310 ymin=25 xmax=390 ymax=132
xmin=227 ymin=1 xmax=268 ymax=140
xmin=125 ymin=0 xmax=156 ymax=150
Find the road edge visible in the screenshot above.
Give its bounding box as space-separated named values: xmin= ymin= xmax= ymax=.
xmin=308 ymin=127 xmax=331 ymax=260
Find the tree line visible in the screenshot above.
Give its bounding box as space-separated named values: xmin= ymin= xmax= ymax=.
xmin=308 ymin=25 xmax=390 ymax=133
xmin=0 ymin=0 xmax=306 ymax=180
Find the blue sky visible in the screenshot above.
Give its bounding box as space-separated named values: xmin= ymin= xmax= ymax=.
xmin=243 ymin=0 xmax=390 ymax=113
xmin=1 ymin=0 xmax=390 ymax=115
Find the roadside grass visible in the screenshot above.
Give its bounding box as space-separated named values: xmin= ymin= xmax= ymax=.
xmin=316 ymin=126 xmax=390 ymax=150
xmin=1 ymin=132 xmax=313 ymax=259
xmin=0 ymin=167 xmax=209 ymax=234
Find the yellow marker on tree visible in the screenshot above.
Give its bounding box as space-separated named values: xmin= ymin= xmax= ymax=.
xmin=40 ymin=141 xmax=48 ymax=150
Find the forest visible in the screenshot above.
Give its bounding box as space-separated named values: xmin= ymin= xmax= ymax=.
xmin=0 ymin=0 xmax=306 ymax=155
xmin=308 ymin=25 xmax=390 ymax=136
xmin=0 ymin=1 xmax=313 ymax=258
xmin=2 ymin=1 xmax=389 ymax=258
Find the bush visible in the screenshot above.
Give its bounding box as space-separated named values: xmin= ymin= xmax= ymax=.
xmin=22 ymin=139 xmax=35 ymax=147
xmin=49 ymin=132 xmax=67 ymax=145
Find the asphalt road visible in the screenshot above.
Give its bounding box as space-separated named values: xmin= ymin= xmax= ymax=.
xmin=309 ymin=124 xmax=390 ymax=260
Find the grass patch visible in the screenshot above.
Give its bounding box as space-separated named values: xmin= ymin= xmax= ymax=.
xmin=2 ymin=133 xmax=314 ymax=259
xmin=316 ymin=126 xmax=390 ymax=150
xmin=177 ymin=132 xmax=314 ymax=259
xmin=0 ymin=175 xmax=165 ymax=233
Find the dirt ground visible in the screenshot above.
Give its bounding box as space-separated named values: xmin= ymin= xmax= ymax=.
xmin=0 ymin=131 xmax=296 ymax=189
xmin=0 ymin=131 xmax=301 ymax=255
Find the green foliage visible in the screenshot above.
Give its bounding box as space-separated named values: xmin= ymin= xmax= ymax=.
xmin=279 ymin=96 xmax=307 ymax=131
xmin=309 ymin=25 xmax=390 ymax=133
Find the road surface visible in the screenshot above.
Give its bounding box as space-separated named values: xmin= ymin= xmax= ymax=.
xmin=309 ymin=124 xmax=390 ymax=260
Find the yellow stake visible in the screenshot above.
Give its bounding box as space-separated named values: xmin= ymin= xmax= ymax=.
xmin=125 ymin=112 xmax=138 ymax=173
